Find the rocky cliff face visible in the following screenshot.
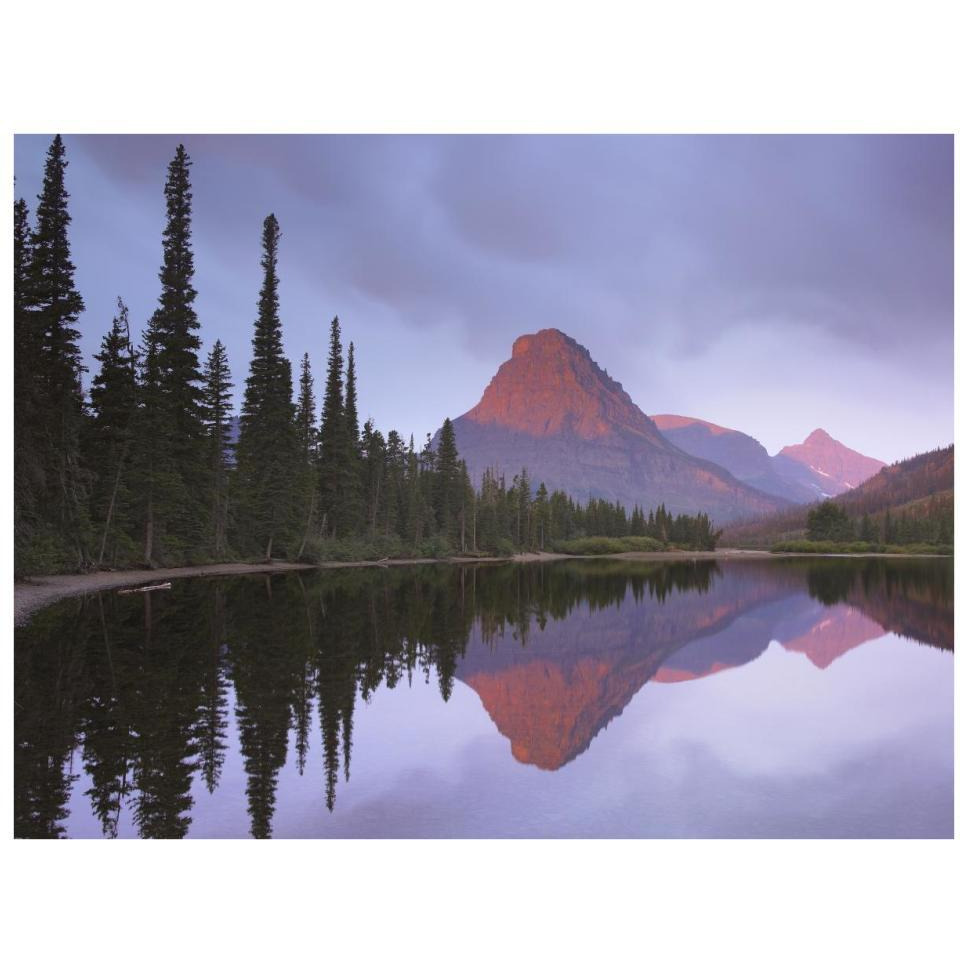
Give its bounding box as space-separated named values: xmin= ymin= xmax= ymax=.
xmin=450 ymin=330 xmax=788 ymax=523
xmin=774 ymin=428 xmax=885 ymax=496
xmin=467 ymin=329 xmax=668 ymax=444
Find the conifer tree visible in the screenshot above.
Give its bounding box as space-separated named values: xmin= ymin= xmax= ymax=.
xmin=514 ymin=469 xmax=532 ymax=547
xmin=294 ymin=353 xmax=318 ymax=461
xmin=344 ymin=341 xmax=360 ymax=453
xmin=14 ymin=195 xmax=41 ymax=559
xmin=458 ymin=460 xmax=475 ymax=552
xmin=403 ymin=436 xmax=423 ymax=545
xmin=433 ymin=418 xmax=460 ymax=538
xmin=139 ymin=144 xmax=208 ymax=561
xmin=132 ymin=322 xmax=169 ymax=565
xmin=533 ymin=482 xmax=549 ymax=550
xmin=360 ymin=419 xmax=384 ymax=534
xmin=294 ymin=353 xmax=319 ymax=557
xmin=338 ymin=341 xmax=363 ymax=534
xmin=382 ymin=430 xmax=406 ymax=538
xmin=89 ymin=298 xmax=138 ymax=564
xmin=25 ymin=135 xmax=89 ymax=566
xmin=201 ymin=340 xmax=233 ymax=557
xmin=318 ymin=317 xmax=345 ymax=537
xmin=234 ymin=214 xmax=298 ymax=559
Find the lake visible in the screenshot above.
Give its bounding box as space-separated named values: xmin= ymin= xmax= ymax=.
xmin=14 ymin=557 xmax=953 ymax=838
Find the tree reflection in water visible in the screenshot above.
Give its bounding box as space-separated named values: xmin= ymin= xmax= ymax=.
xmin=14 ymin=558 xmax=952 ymax=837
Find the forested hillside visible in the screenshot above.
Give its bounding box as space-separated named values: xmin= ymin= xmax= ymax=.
xmin=722 ymin=446 xmax=954 ymax=548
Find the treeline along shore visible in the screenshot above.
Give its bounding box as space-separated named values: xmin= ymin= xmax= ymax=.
xmin=15 ymin=137 xmax=721 ymax=577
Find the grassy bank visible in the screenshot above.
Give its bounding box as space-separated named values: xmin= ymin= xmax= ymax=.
xmin=549 ymin=535 xmax=717 ymax=555
xmin=770 ymin=539 xmax=953 ymax=556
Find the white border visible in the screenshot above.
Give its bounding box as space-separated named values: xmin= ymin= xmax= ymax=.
xmin=2 ymin=2 xmax=958 ymax=958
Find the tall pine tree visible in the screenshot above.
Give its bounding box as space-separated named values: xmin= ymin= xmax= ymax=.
xmin=14 ymin=195 xmax=42 ymax=564
xmin=201 ymin=340 xmax=233 ymax=558
xmin=294 ymin=353 xmax=319 ymax=557
xmin=317 ymin=317 xmax=345 ymax=538
xmin=294 ymin=353 xmax=318 ymax=462
xmin=339 ymin=341 xmax=363 ymax=534
xmin=434 ymin=417 xmax=460 ymax=539
xmin=25 ymin=135 xmax=89 ymax=567
xmin=88 ymin=297 xmax=139 ymax=565
xmin=233 ymin=214 xmax=298 ymax=559
xmin=139 ymin=144 xmax=209 ymax=562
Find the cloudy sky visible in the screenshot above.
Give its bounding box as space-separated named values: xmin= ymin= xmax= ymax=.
xmin=13 ymin=135 xmax=953 ymax=464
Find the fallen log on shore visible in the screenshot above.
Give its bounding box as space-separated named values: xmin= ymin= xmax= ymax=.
xmin=117 ymin=582 xmax=173 ymax=595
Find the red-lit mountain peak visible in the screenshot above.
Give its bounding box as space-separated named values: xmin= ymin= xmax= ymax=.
xmin=463 ymin=328 xmax=666 ymax=445
xmin=776 ymin=428 xmax=885 ymax=492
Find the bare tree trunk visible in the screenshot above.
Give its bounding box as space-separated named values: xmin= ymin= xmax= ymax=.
xmin=56 ymin=456 xmax=86 ymax=569
xmin=212 ymin=485 xmax=221 ymax=559
xmin=144 ymin=493 xmax=154 ymax=567
xmin=100 ymin=312 xmax=139 ymax=569
xmin=265 ymin=533 xmax=273 ymax=562
xmin=220 ymin=484 xmax=230 ymax=558
xmin=98 ymin=444 xmax=130 ymax=567
xmin=370 ymin=474 xmax=381 ymax=535
xmin=296 ymin=488 xmax=316 ymax=561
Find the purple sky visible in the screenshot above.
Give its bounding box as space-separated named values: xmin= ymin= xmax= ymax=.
xmin=13 ymin=135 xmax=954 ymax=463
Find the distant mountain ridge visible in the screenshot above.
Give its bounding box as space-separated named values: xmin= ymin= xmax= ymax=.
xmin=653 ymin=416 xmax=885 ymax=503
xmin=447 ymin=329 xmax=789 ymax=524
xmin=652 ymin=414 xmax=811 ymax=502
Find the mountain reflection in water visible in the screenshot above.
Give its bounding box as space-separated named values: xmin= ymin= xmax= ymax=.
xmin=14 ymin=558 xmax=953 ymax=839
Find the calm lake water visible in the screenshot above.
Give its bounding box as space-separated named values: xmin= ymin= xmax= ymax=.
xmin=14 ymin=557 xmax=953 ymax=839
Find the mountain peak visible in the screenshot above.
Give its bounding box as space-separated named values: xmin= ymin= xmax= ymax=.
xmin=448 ymin=329 xmax=790 ymax=523
xmin=777 ymin=429 xmax=885 ymax=493
xmin=511 ymin=327 xmax=580 ymax=359
xmin=465 ymin=329 xmax=660 ymax=442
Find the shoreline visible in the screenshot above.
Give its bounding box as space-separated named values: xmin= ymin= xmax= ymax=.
xmin=13 ymin=548 xmax=945 ymax=625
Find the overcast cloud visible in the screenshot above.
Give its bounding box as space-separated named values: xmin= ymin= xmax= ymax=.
xmin=13 ymin=134 xmax=953 ymax=463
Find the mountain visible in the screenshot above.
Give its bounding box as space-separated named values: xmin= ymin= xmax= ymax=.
xmin=447 ymin=330 xmax=788 ymax=524
xmin=777 ymin=606 xmax=886 ymax=669
xmin=773 ymin=428 xmax=885 ymax=496
xmin=652 ymin=414 xmax=813 ymax=502
xmin=454 ymin=558 xmax=949 ymax=771
xmin=652 ymin=416 xmax=884 ymax=502
xmin=653 ymin=595 xmax=886 ymax=679
xmin=722 ymin=445 xmax=954 ymax=546
xmin=456 ymin=562 xmax=792 ymax=769
xmin=828 ymin=444 xmax=953 ymax=515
